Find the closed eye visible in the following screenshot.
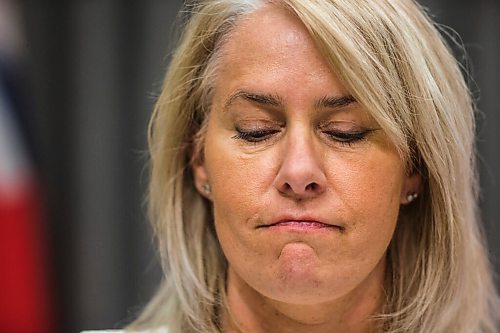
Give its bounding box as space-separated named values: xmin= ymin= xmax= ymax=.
xmin=232 ymin=128 xmax=281 ymax=143
xmin=323 ymin=130 xmax=372 ymax=146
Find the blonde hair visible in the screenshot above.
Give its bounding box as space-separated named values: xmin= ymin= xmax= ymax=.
xmin=129 ymin=0 xmax=500 ymax=332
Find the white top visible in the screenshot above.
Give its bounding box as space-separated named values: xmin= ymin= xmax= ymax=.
xmin=80 ymin=330 xmax=125 ymax=333
xmin=81 ymin=331 xmax=125 ymax=333
xmin=81 ymin=331 xmax=124 ymax=333
xmin=81 ymin=329 xmax=168 ymax=333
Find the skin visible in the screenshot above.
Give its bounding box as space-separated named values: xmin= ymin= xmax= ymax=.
xmin=193 ymin=5 xmax=420 ymax=333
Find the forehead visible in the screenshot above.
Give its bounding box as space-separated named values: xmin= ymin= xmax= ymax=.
xmin=228 ymin=4 xmax=308 ymax=50
xmin=213 ymin=4 xmax=349 ymax=104
xmin=221 ymin=5 xmax=325 ymax=68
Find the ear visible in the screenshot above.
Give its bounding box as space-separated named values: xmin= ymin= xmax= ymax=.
xmin=400 ymin=170 xmax=422 ymax=205
xmin=192 ymin=160 xmax=212 ymax=200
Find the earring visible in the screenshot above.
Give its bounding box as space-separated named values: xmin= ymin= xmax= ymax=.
xmin=406 ymin=192 xmax=418 ymax=203
xmin=202 ymin=183 xmax=211 ymax=195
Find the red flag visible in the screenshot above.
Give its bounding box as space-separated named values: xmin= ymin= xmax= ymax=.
xmin=0 ymin=0 xmax=56 ymax=332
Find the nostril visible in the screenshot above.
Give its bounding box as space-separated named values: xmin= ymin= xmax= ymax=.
xmin=305 ymin=182 xmax=318 ymax=192
xmin=277 ymin=178 xmax=325 ymax=199
xmin=281 ymin=181 xmax=321 ymax=195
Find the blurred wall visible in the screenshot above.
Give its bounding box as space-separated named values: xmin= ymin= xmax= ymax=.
xmin=19 ymin=0 xmax=500 ymax=332
xmin=22 ymin=1 xmax=181 ymax=331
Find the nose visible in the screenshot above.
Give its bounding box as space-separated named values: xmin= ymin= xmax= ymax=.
xmin=273 ymin=133 xmax=326 ymax=200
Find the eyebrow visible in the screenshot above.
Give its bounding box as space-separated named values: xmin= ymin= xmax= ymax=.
xmin=223 ymin=90 xmax=357 ymax=111
xmin=315 ymin=95 xmax=357 ymax=109
xmin=223 ymin=90 xmax=283 ymax=111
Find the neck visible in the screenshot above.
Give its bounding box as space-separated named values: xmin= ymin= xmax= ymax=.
xmin=222 ymin=259 xmax=385 ymax=333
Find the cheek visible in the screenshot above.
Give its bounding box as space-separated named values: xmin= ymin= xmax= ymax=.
xmin=329 ymin=148 xmax=404 ymax=251
xmin=203 ymin=130 xmax=274 ymax=253
xmin=342 ymin=160 xmax=402 ymax=216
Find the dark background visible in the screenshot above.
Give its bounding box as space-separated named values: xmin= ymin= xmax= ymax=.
xmin=17 ymin=0 xmax=500 ymax=332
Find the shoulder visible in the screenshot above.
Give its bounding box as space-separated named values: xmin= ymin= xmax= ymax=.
xmin=81 ymin=331 xmax=124 ymax=333
xmin=81 ymin=331 xmax=125 ymax=333
xmin=81 ymin=331 xmax=126 ymax=333
xmin=81 ymin=329 xmax=168 ymax=333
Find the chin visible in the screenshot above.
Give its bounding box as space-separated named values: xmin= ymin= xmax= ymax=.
xmin=232 ymin=245 xmax=387 ymax=308
xmin=251 ymin=256 xmax=352 ymax=305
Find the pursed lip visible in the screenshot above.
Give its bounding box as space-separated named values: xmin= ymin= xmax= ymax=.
xmin=257 ymin=216 xmax=344 ymax=231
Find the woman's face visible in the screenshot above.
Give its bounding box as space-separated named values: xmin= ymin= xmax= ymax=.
xmin=193 ymin=6 xmax=417 ymax=306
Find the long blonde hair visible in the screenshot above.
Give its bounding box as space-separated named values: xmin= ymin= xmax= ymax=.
xmin=129 ymin=0 xmax=500 ymax=332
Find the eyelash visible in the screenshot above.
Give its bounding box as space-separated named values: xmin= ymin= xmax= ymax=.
xmin=323 ymin=130 xmax=370 ymax=146
xmin=232 ymin=128 xmax=279 ymax=143
xmin=233 ymin=128 xmax=371 ymax=146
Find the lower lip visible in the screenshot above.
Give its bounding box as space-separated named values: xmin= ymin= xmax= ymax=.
xmin=264 ymin=221 xmax=338 ymax=232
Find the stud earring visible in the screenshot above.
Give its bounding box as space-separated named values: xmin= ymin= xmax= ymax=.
xmin=202 ymin=183 xmax=211 ymax=194
xmin=406 ymin=192 xmax=418 ymax=203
